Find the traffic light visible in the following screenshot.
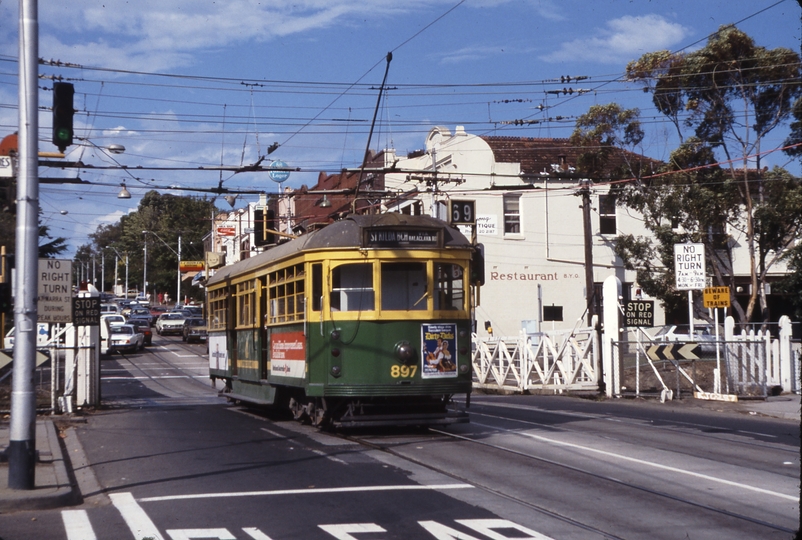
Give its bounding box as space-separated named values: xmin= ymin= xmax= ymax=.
xmin=52 ymin=82 xmax=75 ymax=152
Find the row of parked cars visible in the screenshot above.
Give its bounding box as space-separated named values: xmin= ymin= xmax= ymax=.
xmin=101 ymin=300 xmax=207 ymax=354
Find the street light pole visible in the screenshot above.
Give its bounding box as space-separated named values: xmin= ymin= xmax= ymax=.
xmin=143 ymin=239 xmax=147 ymax=300
xmin=142 ymin=231 xmax=181 ymax=306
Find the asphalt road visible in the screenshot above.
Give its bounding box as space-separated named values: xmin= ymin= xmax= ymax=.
xmin=0 ymin=334 xmax=798 ymax=539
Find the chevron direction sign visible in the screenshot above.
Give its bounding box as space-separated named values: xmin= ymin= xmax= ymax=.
xmin=646 ymin=343 xmax=700 ymax=361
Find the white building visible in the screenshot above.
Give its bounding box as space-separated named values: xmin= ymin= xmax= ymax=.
xmin=379 ymin=126 xmax=662 ymax=337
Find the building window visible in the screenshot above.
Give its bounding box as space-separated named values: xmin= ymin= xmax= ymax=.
xmin=503 ymin=194 xmax=521 ymax=234
xmin=599 ymin=194 xmax=616 ymax=235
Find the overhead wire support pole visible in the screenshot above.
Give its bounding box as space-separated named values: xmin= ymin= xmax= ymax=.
xmin=9 ymin=0 xmax=40 ymax=490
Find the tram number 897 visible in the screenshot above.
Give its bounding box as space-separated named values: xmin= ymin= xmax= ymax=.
xmin=391 ymin=365 xmax=418 ymax=378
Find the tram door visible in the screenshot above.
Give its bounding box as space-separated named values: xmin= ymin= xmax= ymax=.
xmin=259 ymin=275 xmax=269 ymax=380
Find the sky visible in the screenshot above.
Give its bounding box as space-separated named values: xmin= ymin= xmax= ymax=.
xmin=0 ymin=0 xmax=800 ymax=257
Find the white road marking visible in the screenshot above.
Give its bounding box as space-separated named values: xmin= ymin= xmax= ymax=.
xmin=242 ymin=527 xmax=275 ymax=540
xmin=62 ymin=509 xmax=97 ymax=540
xmin=139 ymin=483 xmax=473 ymax=503
xmin=471 ymin=420 xmax=800 ymax=502
xmin=110 ymin=492 xmax=164 ymax=540
xmin=318 ymin=523 xmax=387 ymax=539
xmin=166 ymin=529 xmax=235 ymax=540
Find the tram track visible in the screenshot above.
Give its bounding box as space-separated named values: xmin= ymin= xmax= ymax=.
xmin=103 ymin=336 xmax=219 ymax=406
xmin=340 ymin=418 xmax=798 ymax=539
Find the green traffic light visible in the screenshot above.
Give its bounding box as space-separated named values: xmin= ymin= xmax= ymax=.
xmin=55 ymin=127 xmax=71 ymax=142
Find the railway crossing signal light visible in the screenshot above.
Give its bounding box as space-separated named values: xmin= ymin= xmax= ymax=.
xmin=52 ymin=82 xmax=75 ymax=152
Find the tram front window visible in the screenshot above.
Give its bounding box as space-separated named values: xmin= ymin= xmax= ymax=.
xmin=381 ymin=262 xmax=427 ymax=311
xmin=434 ymin=263 xmax=465 ymax=311
xmin=331 ymin=263 xmax=374 ymax=311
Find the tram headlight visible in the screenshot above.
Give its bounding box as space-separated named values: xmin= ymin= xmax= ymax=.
xmin=395 ymin=341 xmax=415 ymax=365
xmin=459 ymin=364 xmax=470 ymax=374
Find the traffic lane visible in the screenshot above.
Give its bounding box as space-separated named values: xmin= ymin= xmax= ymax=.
xmin=101 ymin=340 xmax=221 ymax=405
xmin=465 ymin=397 xmax=799 ymax=478
xmin=467 ymin=415 xmax=798 ymax=533
xmin=71 ymin=406 xmax=567 ymax=540
xmin=389 ymin=417 xmax=799 ymax=538
xmin=468 ymin=394 xmax=800 ymax=446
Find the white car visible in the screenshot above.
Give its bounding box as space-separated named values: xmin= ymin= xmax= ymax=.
xmin=101 ymin=314 xmax=126 ymax=328
xmin=155 ymin=312 xmax=186 ymax=335
xmin=107 ymin=324 xmax=144 ymax=354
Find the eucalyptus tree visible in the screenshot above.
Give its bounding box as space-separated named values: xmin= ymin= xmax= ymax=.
xmin=619 ymin=26 xmax=802 ymax=323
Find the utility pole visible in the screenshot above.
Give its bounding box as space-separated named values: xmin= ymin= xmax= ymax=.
xmin=9 ymin=0 xmax=40 ymax=490
xmin=579 ymin=180 xmax=595 ymax=326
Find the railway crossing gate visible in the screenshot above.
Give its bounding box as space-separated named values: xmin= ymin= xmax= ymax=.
xmin=471 ymin=316 xmax=600 ymax=393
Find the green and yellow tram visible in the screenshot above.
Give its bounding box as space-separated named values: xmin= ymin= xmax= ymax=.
xmin=206 ymin=213 xmax=481 ymax=428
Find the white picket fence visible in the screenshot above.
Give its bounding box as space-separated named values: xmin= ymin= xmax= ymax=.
xmin=472 ymin=316 xmax=600 ymax=393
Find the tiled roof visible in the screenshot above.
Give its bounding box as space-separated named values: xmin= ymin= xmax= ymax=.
xmin=481 ymin=136 xmax=660 ymax=178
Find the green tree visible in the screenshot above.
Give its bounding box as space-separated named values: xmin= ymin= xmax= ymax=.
xmin=0 ymin=209 xmax=69 ymax=259
xmin=77 ymin=191 xmax=216 ymax=302
xmin=622 ymin=26 xmax=802 ymax=324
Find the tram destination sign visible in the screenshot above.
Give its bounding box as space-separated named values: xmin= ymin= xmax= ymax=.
xmin=364 ymin=228 xmax=440 ymax=248
xmin=624 ymin=300 xmax=654 ymax=327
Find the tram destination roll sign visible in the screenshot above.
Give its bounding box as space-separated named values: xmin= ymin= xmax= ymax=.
xmin=38 ymin=258 xmax=73 ymax=324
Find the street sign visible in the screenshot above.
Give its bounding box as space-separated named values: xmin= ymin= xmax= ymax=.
xmin=623 ymin=300 xmax=654 ymax=327
xmin=217 ymin=227 xmax=236 ymax=236
xmin=180 ymin=261 xmax=204 ymax=272
xmin=449 ymin=200 xmax=476 ymax=225
xmin=0 ymin=155 xmax=14 ymax=178
xmin=674 ymin=243 xmax=706 ymax=290
xmin=646 ymin=343 xmax=700 ymax=361
xmin=72 ymin=296 xmax=101 ymax=326
xmin=38 ymin=259 xmax=73 ymax=324
xmin=268 ymin=160 xmax=291 ymax=183
xmin=703 ymin=286 xmax=730 ymax=308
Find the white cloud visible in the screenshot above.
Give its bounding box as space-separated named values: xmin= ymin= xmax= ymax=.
xmin=35 ymin=0 xmax=437 ymax=72
xmin=541 ymin=14 xmax=689 ymax=64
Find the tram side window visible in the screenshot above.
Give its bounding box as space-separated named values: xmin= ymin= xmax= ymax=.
xmin=236 ymin=281 xmax=256 ymax=327
xmin=209 ymin=289 xmax=227 ymax=330
xmin=311 ymin=263 xmax=322 ymax=311
xmin=267 ymin=263 xmax=305 ymax=324
xmin=331 ymin=263 xmax=374 ymax=312
xmin=434 ymin=263 xmax=465 ymax=311
xmin=381 ymin=262 xmax=427 ymax=311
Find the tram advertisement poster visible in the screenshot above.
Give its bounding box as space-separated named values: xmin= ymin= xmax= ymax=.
xmin=421 ymin=323 xmax=457 ymax=379
xmin=209 ymin=334 xmax=228 ymax=371
xmin=270 ymin=331 xmax=306 ymax=379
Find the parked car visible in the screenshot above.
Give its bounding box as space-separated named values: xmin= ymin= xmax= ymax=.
xmin=182 ymin=317 xmax=207 ymax=343
xmin=653 ymin=324 xmax=720 ymax=355
xmin=128 ymin=318 xmax=153 ymax=346
xmin=107 ymin=324 xmax=144 ymax=354
xmin=155 ymin=312 xmax=186 ymax=335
